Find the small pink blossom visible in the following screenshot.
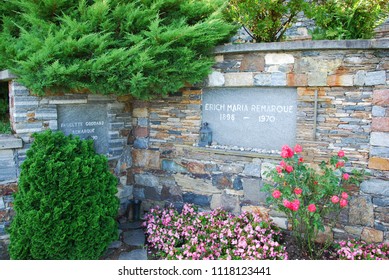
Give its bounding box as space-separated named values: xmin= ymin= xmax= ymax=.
xmin=281 ymin=150 xmax=289 ymax=158
xmin=307 ymin=204 xmax=316 ymax=213
xmin=283 ymin=199 xmax=291 ymax=209
xmin=280 ymin=160 xmax=287 ymax=168
xmin=341 ymin=192 xmax=348 ymax=200
xmin=290 ymin=201 xmax=299 ymax=212
xmin=336 ymin=161 xmax=345 ymax=168
xmin=276 ymin=166 xmax=282 ymax=174
xmin=294 ymin=144 xmax=303 ymax=153
xmin=285 ymin=165 xmax=294 ymax=173
xmin=281 ymin=145 xmax=294 ymax=158
xmin=338 ymin=150 xmax=345 ymax=157
xmin=331 ymin=195 xmax=340 ymax=204
xmin=272 ymin=190 xmax=282 ymax=199
xmin=294 ymin=188 xmax=302 ymax=195
xmin=340 ymin=199 xmax=348 ymax=208
xmin=342 ymin=173 xmax=350 ymax=180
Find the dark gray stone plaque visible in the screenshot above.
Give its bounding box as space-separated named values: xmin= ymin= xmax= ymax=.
xmin=57 ymin=104 xmax=109 ymax=154
xmin=202 ymin=87 xmax=297 ymax=150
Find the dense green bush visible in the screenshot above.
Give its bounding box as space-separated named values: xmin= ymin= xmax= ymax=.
xmin=225 ymin=0 xmax=309 ymax=42
xmin=307 ymin=0 xmax=389 ymax=40
xmin=8 ymin=130 xmax=119 ymax=259
xmin=0 ymin=0 xmax=236 ymax=99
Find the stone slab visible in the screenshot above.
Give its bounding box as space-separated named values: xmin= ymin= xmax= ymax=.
xmin=202 ymin=87 xmax=297 ymax=150
xmin=361 ymin=227 xmax=384 ymax=243
xmin=0 ymin=136 xmax=23 ymax=150
xmin=213 ymin=39 xmax=389 ymax=55
xmin=118 ymin=249 xmax=147 ymax=260
xmin=243 ymin=163 xmax=261 ymax=178
xmin=108 ymin=241 xmax=123 ymax=249
xmin=360 ymin=179 xmax=389 ymax=196
xmin=57 ymin=104 xmax=109 ymax=154
xmin=123 ymin=229 xmax=145 ymax=247
xmin=349 ymin=196 xmax=374 ymax=227
xmin=370 ymin=132 xmax=389 ymax=147
xmin=0 ymin=70 xmax=16 ymax=81
xmin=365 ymin=71 xmax=386 ymax=86
xmin=207 ymin=71 xmax=225 ymax=87
xmin=242 ymin=178 xmax=266 ymax=204
xmin=368 ymin=157 xmax=389 ymax=171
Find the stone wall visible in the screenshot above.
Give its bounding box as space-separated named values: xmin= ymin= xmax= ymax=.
xmin=131 ymin=39 xmax=389 ymax=243
xmin=0 ymin=71 xmax=135 ymax=258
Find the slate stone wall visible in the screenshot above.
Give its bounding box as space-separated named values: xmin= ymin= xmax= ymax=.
xmin=0 ymin=39 xmax=388 ymax=255
xmin=130 ymin=39 xmax=389 ymax=243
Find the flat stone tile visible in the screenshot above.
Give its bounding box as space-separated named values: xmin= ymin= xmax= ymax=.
xmin=119 ymin=249 xmax=147 ymax=260
xmin=123 ymin=229 xmax=145 ymax=246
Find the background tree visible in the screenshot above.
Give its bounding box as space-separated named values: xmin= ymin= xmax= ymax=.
xmin=307 ymin=0 xmax=389 ymax=40
xmin=225 ymin=0 xmax=309 ymax=42
xmin=0 ymin=0 xmax=236 ymax=99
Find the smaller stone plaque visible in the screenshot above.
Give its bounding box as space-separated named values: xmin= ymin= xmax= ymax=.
xmin=57 ymin=104 xmax=109 ymax=154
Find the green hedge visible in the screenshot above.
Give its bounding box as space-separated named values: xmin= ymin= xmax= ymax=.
xmin=0 ymin=0 xmax=236 ymax=99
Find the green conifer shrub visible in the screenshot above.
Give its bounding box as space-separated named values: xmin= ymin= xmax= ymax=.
xmin=8 ymin=130 xmax=119 ymax=259
xmin=0 ymin=0 xmax=236 ymax=99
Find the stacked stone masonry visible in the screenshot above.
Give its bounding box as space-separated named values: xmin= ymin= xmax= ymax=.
xmin=0 ymin=39 xmax=388 ymax=255
xmin=131 ymin=39 xmax=389 ymax=244
xmin=0 ymin=71 xmax=134 ymax=258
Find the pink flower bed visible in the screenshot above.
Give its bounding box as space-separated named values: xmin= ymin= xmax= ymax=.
xmin=143 ymin=204 xmax=288 ymax=260
xmin=335 ymin=240 xmax=389 ymax=260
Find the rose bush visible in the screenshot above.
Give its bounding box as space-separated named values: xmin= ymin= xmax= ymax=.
xmin=143 ymin=204 xmax=288 ymax=260
xmin=264 ymin=144 xmax=364 ymax=259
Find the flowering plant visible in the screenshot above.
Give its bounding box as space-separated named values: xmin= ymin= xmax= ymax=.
xmin=264 ymin=144 xmax=362 ymax=258
xmin=143 ymin=204 xmax=288 ymax=260
xmin=335 ymin=239 xmax=389 ymax=260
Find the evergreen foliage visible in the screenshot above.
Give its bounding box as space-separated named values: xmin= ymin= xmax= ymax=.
xmin=0 ymin=0 xmax=236 ymax=98
xmin=307 ymin=0 xmax=389 ymax=40
xmin=8 ymin=130 xmax=119 ymax=259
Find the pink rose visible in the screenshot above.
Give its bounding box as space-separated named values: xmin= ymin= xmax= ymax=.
xmin=276 ymin=166 xmax=282 ymax=174
xmin=294 ymin=144 xmax=303 ymax=153
xmin=342 ymin=173 xmax=350 ymax=180
xmin=341 ymin=192 xmax=348 ymax=200
xmin=331 ymin=195 xmax=340 ymax=204
xmin=285 ymin=165 xmax=294 ymax=173
xmin=298 ymin=157 xmax=304 ymax=164
xmin=281 ymin=145 xmax=294 ymax=158
xmin=294 ymin=188 xmax=302 ymax=195
xmin=272 ymin=190 xmax=282 ymax=199
xmin=293 ymin=199 xmax=300 ymax=206
xmin=340 ymin=199 xmax=348 ymax=208
xmin=281 ymin=150 xmax=289 ymax=158
xmin=307 ymin=204 xmax=316 ymax=213
xmin=280 ymin=160 xmax=287 ymax=168
xmin=290 ymin=201 xmax=299 ymax=211
xmin=338 ymin=150 xmax=345 ymax=157
xmin=336 ymin=161 xmax=344 ymax=168
xmin=283 ymin=199 xmax=291 ymax=209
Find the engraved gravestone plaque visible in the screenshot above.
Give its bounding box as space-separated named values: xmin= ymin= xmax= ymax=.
xmin=57 ymin=104 xmax=109 ymax=154
xmin=202 ymin=87 xmax=297 ymax=150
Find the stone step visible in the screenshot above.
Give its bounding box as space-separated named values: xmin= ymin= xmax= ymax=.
xmin=123 ymin=229 xmax=145 ymax=247
xmin=118 ymin=249 xmax=147 ymax=260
